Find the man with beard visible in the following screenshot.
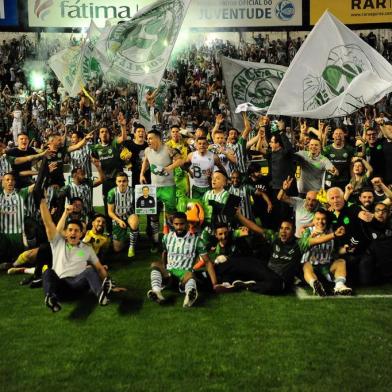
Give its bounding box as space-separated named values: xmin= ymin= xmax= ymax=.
xmin=147 ymin=212 xmax=218 ymax=307
xmin=83 ymin=214 xmax=110 ymax=258
xmin=357 ymin=188 xmax=375 ymax=213
xmin=90 ymin=113 xmax=127 ymax=228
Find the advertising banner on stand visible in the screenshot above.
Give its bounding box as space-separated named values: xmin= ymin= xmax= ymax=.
xmin=187 ymin=0 xmax=302 ymax=28
xmin=28 ymin=0 xmax=302 ymax=29
xmin=310 ymin=0 xmax=392 ymax=25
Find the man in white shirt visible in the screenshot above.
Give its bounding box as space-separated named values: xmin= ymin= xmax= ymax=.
xmin=39 ymin=199 xmax=112 ymax=312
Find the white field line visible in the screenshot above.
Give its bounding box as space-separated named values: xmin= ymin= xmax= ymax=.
xmin=295 ymin=287 xmax=392 ymax=300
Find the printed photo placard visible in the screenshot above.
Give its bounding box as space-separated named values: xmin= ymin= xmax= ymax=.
xmin=135 ymin=184 xmax=157 ymax=215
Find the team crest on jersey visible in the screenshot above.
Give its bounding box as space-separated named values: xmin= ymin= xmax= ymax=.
xmin=343 ymin=152 xmax=348 ymax=158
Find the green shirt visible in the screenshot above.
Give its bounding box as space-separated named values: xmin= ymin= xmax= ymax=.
xmin=323 ymin=144 xmax=354 ymax=186
xmin=91 ymin=139 xmax=122 ymax=180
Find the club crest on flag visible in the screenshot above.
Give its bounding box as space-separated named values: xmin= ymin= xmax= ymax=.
xmin=304 ymin=44 xmax=372 ymax=113
xmin=232 ymin=67 xmax=285 ymax=119
xmin=268 ymin=10 xmax=392 ymax=118
xmin=105 ymin=0 xmax=185 ymax=78
xmin=222 ymin=56 xmax=286 ymax=129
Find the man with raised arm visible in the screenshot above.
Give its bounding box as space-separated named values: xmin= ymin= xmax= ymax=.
xmin=39 ymin=198 xmax=112 ymax=312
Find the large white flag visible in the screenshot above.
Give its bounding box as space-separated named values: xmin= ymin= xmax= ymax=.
xmin=49 ymin=20 xmax=102 ymax=97
xmin=267 ymin=11 xmax=392 ymax=118
xmin=49 ymin=45 xmax=82 ymax=97
xmin=95 ymin=0 xmax=191 ymax=88
xmin=221 ymin=56 xmax=286 ymax=129
xmin=79 ymin=21 xmax=102 ymax=85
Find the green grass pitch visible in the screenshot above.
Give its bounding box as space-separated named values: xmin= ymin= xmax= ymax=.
xmin=1 ymin=239 xmax=392 ymax=392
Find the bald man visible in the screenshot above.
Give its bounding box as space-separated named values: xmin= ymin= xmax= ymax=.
xmin=277 ymin=176 xmax=319 ymax=238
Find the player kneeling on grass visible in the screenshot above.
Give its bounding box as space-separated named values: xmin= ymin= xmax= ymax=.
xmin=39 ymin=199 xmax=113 ymax=312
xmin=300 ymin=209 xmax=352 ymax=296
xmin=147 ymin=212 xmax=218 ymax=308
xmin=107 ymin=172 xmax=139 ymax=258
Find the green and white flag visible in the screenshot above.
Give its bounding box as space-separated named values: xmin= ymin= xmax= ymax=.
xmin=221 ymin=56 xmax=286 ymax=129
xmin=95 ymin=0 xmax=191 ymax=88
xmin=49 ymin=20 xmax=102 ymax=97
xmin=48 ymin=45 xmax=82 ymax=97
xmin=80 ymin=20 xmax=102 ymax=84
xmin=268 ymin=11 xmax=392 ymax=119
xmin=137 ymin=84 xmax=153 ymax=130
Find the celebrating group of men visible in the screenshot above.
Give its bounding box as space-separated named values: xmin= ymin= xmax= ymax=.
xmin=1 ymin=108 xmax=392 ymax=312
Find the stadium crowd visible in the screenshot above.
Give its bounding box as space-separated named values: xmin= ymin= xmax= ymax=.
xmin=0 ymin=32 xmax=392 ymax=311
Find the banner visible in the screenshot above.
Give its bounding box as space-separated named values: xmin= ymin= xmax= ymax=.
xmin=221 ymin=56 xmax=286 ymax=129
xmin=79 ymin=20 xmax=102 ymax=84
xmin=48 ymin=20 xmax=102 ymax=97
xmin=94 ymin=0 xmax=190 ymax=88
xmin=0 ymin=0 xmax=18 ymax=26
xmin=187 ymin=0 xmax=302 ymax=28
xmin=28 ymin=0 xmax=138 ymax=28
xmin=310 ymin=0 xmax=392 ymax=25
xmin=48 ymin=46 xmax=82 ymax=97
xmin=28 ymin=0 xmax=301 ymax=29
xmin=267 ymin=11 xmax=392 ymax=119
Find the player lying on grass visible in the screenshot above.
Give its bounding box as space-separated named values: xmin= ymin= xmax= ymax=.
xmin=39 ymin=197 xmax=113 ymax=312
xmin=300 ymin=209 xmax=352 ymax=296
xmin=147 ymin=212 xmax=219 ymax=308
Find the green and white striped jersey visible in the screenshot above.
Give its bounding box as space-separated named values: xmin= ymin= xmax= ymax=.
xmin=227 ymin=137 xmax=247 ymax=174
xmin=61 ymin=180 xmax=93 ymax=215
xmin=0 ymin=187 xmax=29 ymax=234
xmin=202 ymin=189 xmax=229 ymax=224
xmin=228 ymin=183 xmax=255 ymax=220
xmin=0 ymin=155 xmax=15 ymax=178
xmin=25 ymin=192 xmax=40 ymax=220
xmin=300 ymin=227 xmax=334 ymax=265
xmin=69 ymin=143 xmax=92 ymax=178
xmin=163 ymin=231 xmax=206 ymax=270
xmin=107 ymin=186 xmax=134 ymax=220
xmin=203 ymin=189 xmax=229 ymax=205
